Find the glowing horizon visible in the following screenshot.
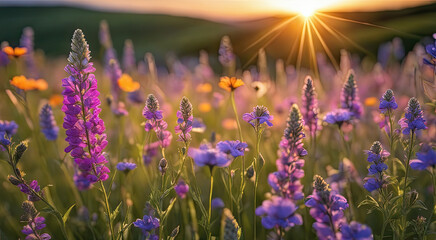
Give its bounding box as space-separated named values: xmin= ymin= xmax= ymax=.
xmin=0 ymin=0 xmax=433 ymax=21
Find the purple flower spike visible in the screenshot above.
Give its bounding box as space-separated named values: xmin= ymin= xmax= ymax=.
xmin=256 ymin=196 xmax=303 ymax=229
xmin=218 ymin=35 xmax=235 ymax=67
xmin=302 ymin=76 xmax=319 ymax=137
xmin=217 ymin=140 xmax=248 ymax=158
xmin=305 ymin=176 xmax=349 ymax=240
xmin=189 ymin=143 xmax=231 ymax=168
xmin=379 ymin=89 xmax=398 ymax=113
xmin=341 ymin=70 xmax=362 ymax=119
xmin=122 ymin=39 xmax=136 ymax=72
xmin=107 ymin=59 xmax=122 ymax=103
xmin=62 ymin=29 xmax=109 ymax=191
xmin=39 ymin=104 xmax=59 ymax=141
xmin=175 ymin=97 xmax=193 ymax=143
xmin=18 ymin=180 xmax=42 ymax=202
xmin=174 ymin=180 xmax=189 ymax=199
xmin=243 ymin=105 xmax=273 ymax=129
xmin=363 ymin=141 xmax=390 ymax=192
xmin=341 ymin=221 xmax=373 ymax=240
xmin=410 ymin=144 xmax=436 ymax=170
xmin=20 ymin=27 xmax=39 ymax=78
xmin=143 ymin=94 xmax=172 ymax=148
xmin=398 ymin=97 xmax=427 ymax=135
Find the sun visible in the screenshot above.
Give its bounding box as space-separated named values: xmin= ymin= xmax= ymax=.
xmin=294 ymin=2 xmax=319 ymax=18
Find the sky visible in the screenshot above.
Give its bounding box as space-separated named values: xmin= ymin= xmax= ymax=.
xmin=1 ymin=0 xmax=434 ymax=20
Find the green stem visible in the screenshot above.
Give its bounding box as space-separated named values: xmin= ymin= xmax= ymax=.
xmin=253 ymin=130 xmax=262 ymax=240
xmin=208 ymin=167 xmax=215 ymax=240
xmin=401 ymin=130 xmax=415 ymax=239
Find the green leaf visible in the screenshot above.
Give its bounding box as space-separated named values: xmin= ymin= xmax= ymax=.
xmin=62 ymin=204 xmax=76 ymax=224
xmin=110 ymin=202 xmax=122 ymax=222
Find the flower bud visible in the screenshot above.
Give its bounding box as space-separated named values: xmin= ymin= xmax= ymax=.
xmin=245 ymin=165 xmax=254 ymax=180
xmin=14 ymin=140 xmax=28 ymax=163
xmin=159 ymin=158 xmax=168 ymax=175
xmin=8 ymin=175 xmax=21 ymax=185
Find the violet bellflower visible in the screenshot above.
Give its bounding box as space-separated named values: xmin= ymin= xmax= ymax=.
xmin=189 ymin=143 xmax=231 ymax=168
xmin=133 ymin=215 xmax=160 ymax=239
xmin=39 ymin=104 xmax=59 ymax=141
xmin=340 ymin=70 xmax=362 ymax=119
xmin=255 ymin=196 xmax=303 ymax=229
xmin=175 ymin=96 xmax=193 ymax=143
xmin=363 ymin=141 xmax=390 ymax=192
xmin=305 ymin=175 xmax=349 ymax=240
xmin=340 ymin=221 xmax=373 ymax=240
xmin=398 ymin=97 xmax=427 ymax=135
xmin=243 ymin=105 xmax=274 ymax=129
xmin=217 ymin=140 xmax=248 ymax=158
xmin=143 ymin=94 xmax=172 ymax=148
xmin=62 ymin=29 xmax=109 ymax=191
xmin=410 ymin=144 xmax=436 ymax=170
xmin=324 ymin=109 xmax=352 ymax=128
xmin=302 ymin=76 xmax=319 ymax=137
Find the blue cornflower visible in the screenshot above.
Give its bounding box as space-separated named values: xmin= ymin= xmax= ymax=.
xmin=398 ymin=97 xmax=426 ymax=135
xmin=133 ymin=215 xmax=160 ymax=237
xmin=256 ymin=196 xmax=303 ymax=229
xmin=341 ymin=221 xmax=373 ymax=240
xmin=211 ymin=198 xmax=225 ymax=209
xmin=243 ymin=105 xmax=273 ymax=128
xmin=217 ymin=140 xmax=248 ymax=158
xmin=379 ymin=89 xmax=398 ymax=113
xmin=410 ymin=145 xmax=436 ymax=170
xmin=363 ymin=141 xmax=390 ymax=192
xmin=116 ymin=161 xmax=137 ymax=173
xmin=189 ymin=144 xmax=231 ymax=168
xmin=324 ymin=109 xmax=352 ymax=127
xmin=39 ymin=104 xmax=59 ymax=141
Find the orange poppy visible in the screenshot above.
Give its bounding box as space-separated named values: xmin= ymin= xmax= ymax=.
xmin=364 ymin=97 xmax=378 ymax=107
xmin=219 ymin=76 xmax=244 ymax=92
xmin=118 ymin=74 xmax=140 ymax=92
xmin=2 ymin=46 xmax=27 ymax=58
xmin=10 ymin=76 xmax=48 ymax=91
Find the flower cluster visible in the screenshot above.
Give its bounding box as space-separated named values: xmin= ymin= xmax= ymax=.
xmin=189 ymin=143 xmax=231 ymax=168
xmin=216 ymin=140 xmax=247 ymax=158
xmin=175 ymin=97 xmax=193 ymax=142
xmin=10 ymin=75 xmax=48 ymax=91
xmin=174 ymin=180 xmax=189 ymax=199
xmin=410 ymin=144 xmax=436 ymax=170
xmin=243 ymin=105 xmax=273 ymax=129
xmin=363 ymin=141 xmax=390 ymax=192
xmin=379 ymin=89 xmax=398 ymax=113
xmin=398 ymin=97 xmax=427 ymax=135
xmin=218 ymin=35 xmax=235 ymax=67
xmin=341 ymin=221 xmax=373 ymax=240
xmin=340 ymin=70 xmax=362 ymax=119
xmin=255 ymin=196 xmax=302 ymax=229
xmin=133 ymin=215 xmax=160 ymax=239
xmin=116 ymin=161 xmax=137 ymax=173
xmin=21 ymin=201 xmax=51 ymax=240
xmin=423 ymin=34 xmax=436 ymax=66
xmin=143 ymin=94 xmax=172 ymax=148
xmin=62 ymin=29 xmax=109 ymax=190
xmin=305 ymin=175 xmax=349 ymax=240
xmin=18 ymin=180 xmax=42 ymax=202
xmin=302 ymin=76 xmax=319 ymax=136
xmin=324 ymin=109 xmax=352 ymax=127
xmin=39 ymin=104 xmax=59 ymax=141
xmin=0 ymin=120 xmax=18 ymax=148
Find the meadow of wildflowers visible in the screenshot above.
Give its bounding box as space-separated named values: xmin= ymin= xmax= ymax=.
xmin=0 ymin=16 xmax=435 ymax=240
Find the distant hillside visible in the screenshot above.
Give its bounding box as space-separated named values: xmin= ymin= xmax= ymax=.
xmin=1 ymin=5 xmax=436 ymax=66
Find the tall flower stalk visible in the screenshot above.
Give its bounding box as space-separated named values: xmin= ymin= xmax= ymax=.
xmin=62 ymin=29 xmax=114 ymax=239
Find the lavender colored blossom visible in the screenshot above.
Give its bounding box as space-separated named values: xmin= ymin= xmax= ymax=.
xmin=174 ymin=180 xmax=189 ymax=199
xmin=0 ymin=120 xmax=18 ymax=148
xmin=324 ymin=109 xmax=352 ymax=127
xmin=175 ymin=97 xmax=193 ymax=142
xmin=62 ymin=29 xmax=109 ymax=191
xmin=255 ymin=196 xmax=303 ymax=229
xmin=189 ymin=143 xmax=231 ymax=168
xmin=20 ymin=27 xmax=38 ymax=78
xmin=39 ymin=104 xmax=59 ymax=141
xmin=341 ymin=221 xmax=373 ymax=240
xmin=218 ymin=35 xmax=235 ymax=67
xmin=122 ymin=39 xmax=136 ymax=72
xmin=18 ymin=180 xmax=42 ymax=202
xmin=133 ymin=215 xmax=160 ymax=238
xmin=424 ymin=34 xmax=436 ymax=66
xmin=22 ymin=216 xmax=51 ymax=240
xmin=302 ymin=76 xmax=319 ymax=136
xmin=116 ymin=161 xmax=137 ymax=172
xmin=340 ymin=70 xmax=362 ymax=119
xmin=211 ymin=198 xmax=225 ymax=209
xmin=243 ymin=105 xmax=273 ymax=129
xmin=143 ymin=141 xmax=160 ymax=165
xmin=379 ymin=89 xmax=398 ymax=113
xmin=143 ymin=94 xmax=172 ymax=148
xmin=398 ymin=97 xmax=427 ymax=135
xmin=363 ymin=141 xmax=390 ymax=192
xmin=410 ymin=144 xmax=436 ymax=170
xmin=217 ymin=140 xmax=248 ymax=158
xmin=305 ymin=176 xmax=349 ymax=240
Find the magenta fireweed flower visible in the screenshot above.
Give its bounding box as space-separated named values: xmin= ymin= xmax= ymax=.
xmin=218 ymin=35 xmax=235 ymax=67
xmin=340 ymin=70 xmax=362 ymax=119
xmin=243 ymin=105 xmax=273 ymax=129
xmin=217 ymin=140 xmax=248 ymax=158
xmin=18 ymin=180 xmax=42 ymax=202
xmin=39 ymin=104 xmax=59 ymax=141
xmin=302 ymin=76 xmax=319 ymax=136
xmin=143 ymin=94 xmax=172 ymax=148
xmin=189 ymin=143 xmax=231 ymax=168
xmin=379 ymin=89 xmax=397 ymax=113
xmin=398 ymin=97 xmax=427 ymax=135
xmin=20 ymin=27 xmax=38 ymax=78
xmin=175 ymin=97 xmax=193 ymax=142
xmin=174 ymin=180 xmax=189 ymax=199
xmin=305 ymin=176 xmax=349 ymax=240
xmin=133 ymin=215 xmax=160 ymax=238
xmin=410 ymin=144 xmax=436 ymax=170
xmin=256 ymin=196 xmax=303 ymax=229
xmin=62 ymin=29 xmax=109 ymax=191
xmin=340 ymin=221 xmax=373 ymax=240
xmin=122 ymin=39 xmax=136 ymax=72
xmin=363 ymin=142 xmax=390 ymax=192
xmin=324 ymin=109 xmax=352 ymax=127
